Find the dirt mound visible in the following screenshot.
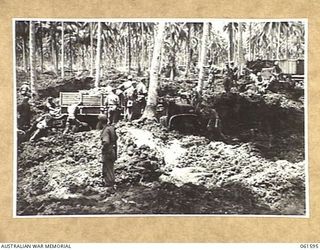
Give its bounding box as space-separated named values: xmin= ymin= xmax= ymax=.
xmin=37 ymin=76 xmax=94 ymax=98
xmin=16 ymin=119 xmax=305 ymax=216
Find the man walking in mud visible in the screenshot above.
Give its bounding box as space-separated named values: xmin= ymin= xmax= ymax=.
xmin=99 ymin=114 xmax=118 ymax=188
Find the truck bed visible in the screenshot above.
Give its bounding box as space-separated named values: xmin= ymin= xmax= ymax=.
xmin=60 ymin=92 xmax=108 ymax=115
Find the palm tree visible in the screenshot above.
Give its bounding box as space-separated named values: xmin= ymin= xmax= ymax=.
xmin=223 ymin=22 xmax=238 ymax=63
xmin=29 ymin=21 xmax=37 ymax=98
xmin=90 ymin=22 xmax=94 ymax=76
xmin=283 ymin=21 xmax=304 ymax=59
xmin=163 ymin=22 xmax=188 ymax=80
xmin=197 ymin=22 xmax=209 ymax=93
xmin=142 ymin=22 xmax=166 ymax=119
xmin=94 ymin=21 xmax=101 ymax=87
xmin=61 ymin=21 xmax=65 ymax=78
xmin=238 ymin=22 xmax=245 ymax=72
xmin=184 ymin=23 xmax=192 ymax=76
xmin=16 ymin=21 xmax=29 ymax=72
xmin=260 ymin=21 xmax=289 ymax=60
xmin=248 ymin=22 xmax=252 ymax=61
xmin=208 ymin=28 xmax=228 ymax=65
xmin=50 ymin=22 xmax=59 ymax=74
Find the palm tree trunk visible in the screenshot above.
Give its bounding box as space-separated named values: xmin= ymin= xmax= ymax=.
xmin=55 ymin=34 xmax=59 ymax=74
xmin=90 ymin=23 xmax=94 ymax=76
xmin=128 ymin=25 xmax=132 ymax=73
xmin=170 ymin=46 xmax=176 ymax=81
xmin=69 ymin=35 xmax=73 ymax=74
xmin=197 ymin=22 xmax=209 ymax=93
xmin=141 ymin=23 xmax=145 ymax=71
xmin=82 ymin=45 xmax=86 ymax=71
xmin=238 ymin=22 xmax=244 ymax=73
xmin=286 ymin=26 xmax=289 ymax=59
xmin=50 ymin=25 xmax=57 ymax=74
xmin=61 ymin=21 xmax=65 ymax=78
xmin=276 ymin=23 xmax=281 ymax=60
xmin=94 ymin=21 xmax=101 ymax=88
xmin=252 ymin=44 xmax=255 ymax=60
xmin=248 ymin=22 xmax=252 ymax=61
xmin=29 ymin=21 xmax=37 ymax=98
xmin=142 ymin=22 xmax=166 ymax=119
xmin=22 ymin=36 xmax=27 ymax=72
xmin=229 ymin=25 xmax=234 ymax=63
xmin=39 ymin=22 xmax=44 ymax=73
xmin=51 ymin=30 xmax=55 ymax=72
xmin=185 ymin=23 xmax=191 ymax=77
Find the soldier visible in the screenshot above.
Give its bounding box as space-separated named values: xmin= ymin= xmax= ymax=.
xmin=270 ymin=61 xmax=283 ymax=82
xmin=135 ymin=78 xmax=148 ymax=116
xmin=29 ymin=114 xmax=53 ymax=141
xmin=230 ymin=62 xmax=239 ymax=89
xmin=123 ymin=81 xmax=137 ymax=121
xmin=105 ymin=88 xmax=120 ymax=125
xmin=19 ymin=82 xmax=31 ymax=98
xmin=207 ymin=60 xmax=217 ymax=91
xmin=45 ymin=97 xmax=60 ymax=116
xmin=99 ymin=114 xmax=118 ymax=188
xmin=17 ymin=97 xmax=31 ymax=130
xmin=223 ymin=63 xmax=233 ymax=93
xmin=198 ymin=104 xmax=226 ymax=141
xmin=118 ymin=75 xmax=134 ymax=91
xmin=63 ymin=102 xmax=83 ymax=135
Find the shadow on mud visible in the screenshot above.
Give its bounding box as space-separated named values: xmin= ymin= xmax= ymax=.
xmin=17 ymin=181 xmax=280 ymax=216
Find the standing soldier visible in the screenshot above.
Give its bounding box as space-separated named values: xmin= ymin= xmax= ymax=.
xmin=123 ymin=82 xmax=137 ymax=121
xmin=223 ymin=63 xmax=233 ymax=93
xmin=207 ymin=60 xmax=216 ymax=91
xmin=105 ymin=88 xmax=120 ymax=125
xmin=99 ymin=114 xmax=118 ymax=188
xmin=230 ymin=62 xmax=239 ymax=89
xmin=17 ymin=97 xmax=32 ymax=130
xmin=136 ymin=78 xmax=148 ymax=115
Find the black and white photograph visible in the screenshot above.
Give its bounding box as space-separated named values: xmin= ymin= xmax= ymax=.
xmin=14 ymin=19 xmax=307 ymax=216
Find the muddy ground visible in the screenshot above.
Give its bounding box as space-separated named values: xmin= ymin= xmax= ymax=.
xmin=16 ymin=69 xmax=306 ymax=216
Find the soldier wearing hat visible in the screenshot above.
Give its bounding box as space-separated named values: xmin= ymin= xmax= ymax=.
xmin=46 ymin=97 xmax=60 ymax=116
xmin=99 ymin=114 xmax=118 ymax=187
xmin=105 ymin=88 xmax=120 ymax=125
xmin=118 ymin=75 xmax=134 ymax=91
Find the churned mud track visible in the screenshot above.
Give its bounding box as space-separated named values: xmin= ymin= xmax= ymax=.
xmin=17 ymin=121 xmax=305 ymax=216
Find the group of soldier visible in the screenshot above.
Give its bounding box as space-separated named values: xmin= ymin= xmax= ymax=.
xmin=104 ymin=75 xmax=148 ymax=125
xmin=205 ymin=60 xmax=283 ymax=95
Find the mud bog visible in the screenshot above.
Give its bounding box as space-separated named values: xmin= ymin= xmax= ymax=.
xmin=17 ymin=121 xmax=305 ymax=216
